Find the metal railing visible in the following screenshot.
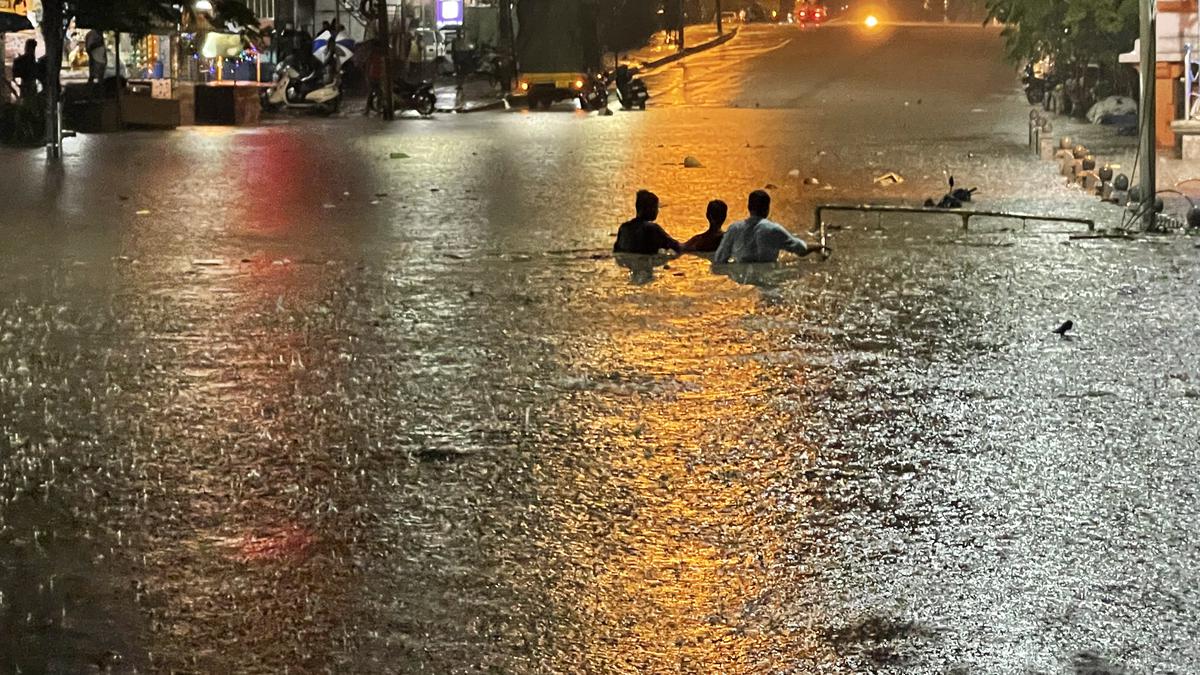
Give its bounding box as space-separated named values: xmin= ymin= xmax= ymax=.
xmin=1185 ymin=2 xmax=1200 ymax=120
xmin=813 ymin=204 xmax=1096 ymax=247
xmin=246 ymin=0 xmax=276 ymax=20
xmin=1187 ymin=43 xmax=1199 ymax=119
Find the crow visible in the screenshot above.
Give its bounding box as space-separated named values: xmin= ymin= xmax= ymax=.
xmin=1053 ymin=320 xmax=1074 ymax=336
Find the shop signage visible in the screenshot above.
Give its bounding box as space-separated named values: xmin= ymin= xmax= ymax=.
xmin=436 ymin=0 xmax=463 ymax=27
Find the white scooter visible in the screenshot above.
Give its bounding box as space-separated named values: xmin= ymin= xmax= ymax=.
xmin=261 ymin=59 xmax=342 ymax=114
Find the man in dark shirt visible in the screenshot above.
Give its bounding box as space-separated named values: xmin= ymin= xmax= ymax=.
xmin=12 ymin=40 xmax=38 ymax=100
xmin=682 ymin=199 xmax=727 ymax=253
xmin=86 ymin=30 xmax=107 ymax=86
xmin=613 ymin=190 xmax=681 ymax=255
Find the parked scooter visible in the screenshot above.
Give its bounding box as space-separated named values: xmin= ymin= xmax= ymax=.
xmin=613 ymin=65 xmax=649 ymax=110
xmin=261 ymin=58 xmax=342 ymax=114
xmin=368 ymin=78 xmax=437 ymax=116
xmin=579 ymin=72 xmax=609 ymax=111
xmin=1022 ymin=62 xmax=1057 ymax=107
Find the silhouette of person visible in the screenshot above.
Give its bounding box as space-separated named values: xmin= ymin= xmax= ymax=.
xmin=13 ymin=39 xmax=38 ymax=100
xmin=86 ymin=29 xmax=107 ymax=86
xmin=613 ymin=190 xmax=681 ymax=255
xmin=682 ymin=199 xmax=727 ymax=253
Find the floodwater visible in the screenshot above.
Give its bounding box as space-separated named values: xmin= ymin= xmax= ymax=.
xmin=3 ymin=23 xmax=1200 ymax=674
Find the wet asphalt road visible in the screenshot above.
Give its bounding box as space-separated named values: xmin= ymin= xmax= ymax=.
xmin=2 ymin=23 xmax=1200 ymax=674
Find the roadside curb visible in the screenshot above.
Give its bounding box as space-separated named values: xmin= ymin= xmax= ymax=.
xmin=444 ymin=29 xmax=738 ymax=114
xmin=435 ymin=99 xmax=508 ymax=114
xmin=637 ymin=28 xmax=739 ymax=71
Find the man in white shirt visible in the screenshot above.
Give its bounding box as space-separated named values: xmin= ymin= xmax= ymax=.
xmin=712 ymin=190 xmax=830 ymax=264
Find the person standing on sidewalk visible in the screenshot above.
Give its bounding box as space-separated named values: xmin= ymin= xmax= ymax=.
xmin=12 ymin=39 xmax=38 ymax=100
xmin=362 ymin=39 xmax=385 ymax=115
xmin=85 ymin=29 xmax=106 ymax=88
xmin=407 ymin=32 xmax=422 ymax=81
xmin=451 ymin=31 xmax=472 ymax=108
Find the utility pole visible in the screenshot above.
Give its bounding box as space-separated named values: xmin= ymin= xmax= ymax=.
xmin=43 ymin=0 xmax=64 ymax=158
xmin=716 ymin=0 xmax=722 ymax=35
xmin=377 ymin=0 xmax=395 ymax=120
xmin=1139 ymin=0 xmax=1156 ymax=229
xmin=499 ymin=0 xmax=514 ymax=91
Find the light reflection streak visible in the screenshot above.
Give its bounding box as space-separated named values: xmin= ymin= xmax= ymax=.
xmin=535 ymin=258 xmax=831 ymax=670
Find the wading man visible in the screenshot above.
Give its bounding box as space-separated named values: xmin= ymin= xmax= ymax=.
xmin=712 ymin=190 xmax=829 ymax=264
xmin=614 ymin=190 xmax=682 ymax=255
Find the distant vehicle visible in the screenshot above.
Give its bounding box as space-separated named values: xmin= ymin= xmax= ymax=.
xmin=743 ymin=3 xmax=770 ymax=22
xmin=796 ymin=2 xmax=827 ymax=24
xmin=438 ymin=24 xmax=467 ymax=51
xmin=411 ymin=28 xmax=444 ymax=62
xmin=719 ymin=11 xmax=739 ymax=25
xmin=849 ymin=1 xmax=892 ymax=25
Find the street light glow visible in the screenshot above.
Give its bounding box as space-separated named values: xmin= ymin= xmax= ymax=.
xmin=864 ymin=14 xmax=879 ymax=28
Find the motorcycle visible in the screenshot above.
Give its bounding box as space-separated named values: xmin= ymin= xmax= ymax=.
xmin=261 ymin=59 xmax=342 ymax=114
xmin=579 ymin=72 xmax=609 ymax=111
xmin=1022 ymin=61 xmax=1057 ymax=107
xmin=368 ymin=78 xmax=437 ymax=117
xmin=613 ymin=65 xmax=649 ymax=110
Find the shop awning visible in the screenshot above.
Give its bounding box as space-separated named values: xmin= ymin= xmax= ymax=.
xmin=70 ymin=0 xmax=180 ymax=33
xmin=0 ymin=9 xmax=33 ymax=32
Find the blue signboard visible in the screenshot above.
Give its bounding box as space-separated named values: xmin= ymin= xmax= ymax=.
xmin=436 ymin=0 xmax=463 ymax=26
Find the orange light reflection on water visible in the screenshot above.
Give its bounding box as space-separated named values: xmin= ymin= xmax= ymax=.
xmin=540 ymin=262 xmax=829 ymax=670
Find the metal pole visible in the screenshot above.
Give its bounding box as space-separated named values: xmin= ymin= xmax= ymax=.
xmin=1186 ymin=44 xmax=1193 ymax=119
xmin=716 ymin=0 xmax=722 ymax=35
xmin=677 ymin=0 xmax=685 ymax=52
xmin=1139 ymin=0 xmax=1156 ymax=229
xmin=115 ymin=32 xmax=123 ymax=123
xmin=377 ymin=0 xmax=394 ymax=119
xmin=43 ymin=0 xmax=64 ymax=159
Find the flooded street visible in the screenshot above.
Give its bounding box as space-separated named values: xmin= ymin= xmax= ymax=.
xmin=3 ymin=23 xmax=1200 ymax=674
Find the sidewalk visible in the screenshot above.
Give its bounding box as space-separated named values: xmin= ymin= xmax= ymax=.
xmin=1035 ymin=111 xmax=1200 ymax=219
xmin=611 ymin=23 xmax=732 ymax=71
xmin=433 ymin=77 xmax=507 ymax=114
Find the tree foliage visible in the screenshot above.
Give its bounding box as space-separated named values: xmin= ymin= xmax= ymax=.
xmin=984 ymin=0 xmax=1137 ymax=69
xmin=596 ymin=0 xmax=660 ymax=53
xmin=514 ymin=0 xmax=658 ymax=62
